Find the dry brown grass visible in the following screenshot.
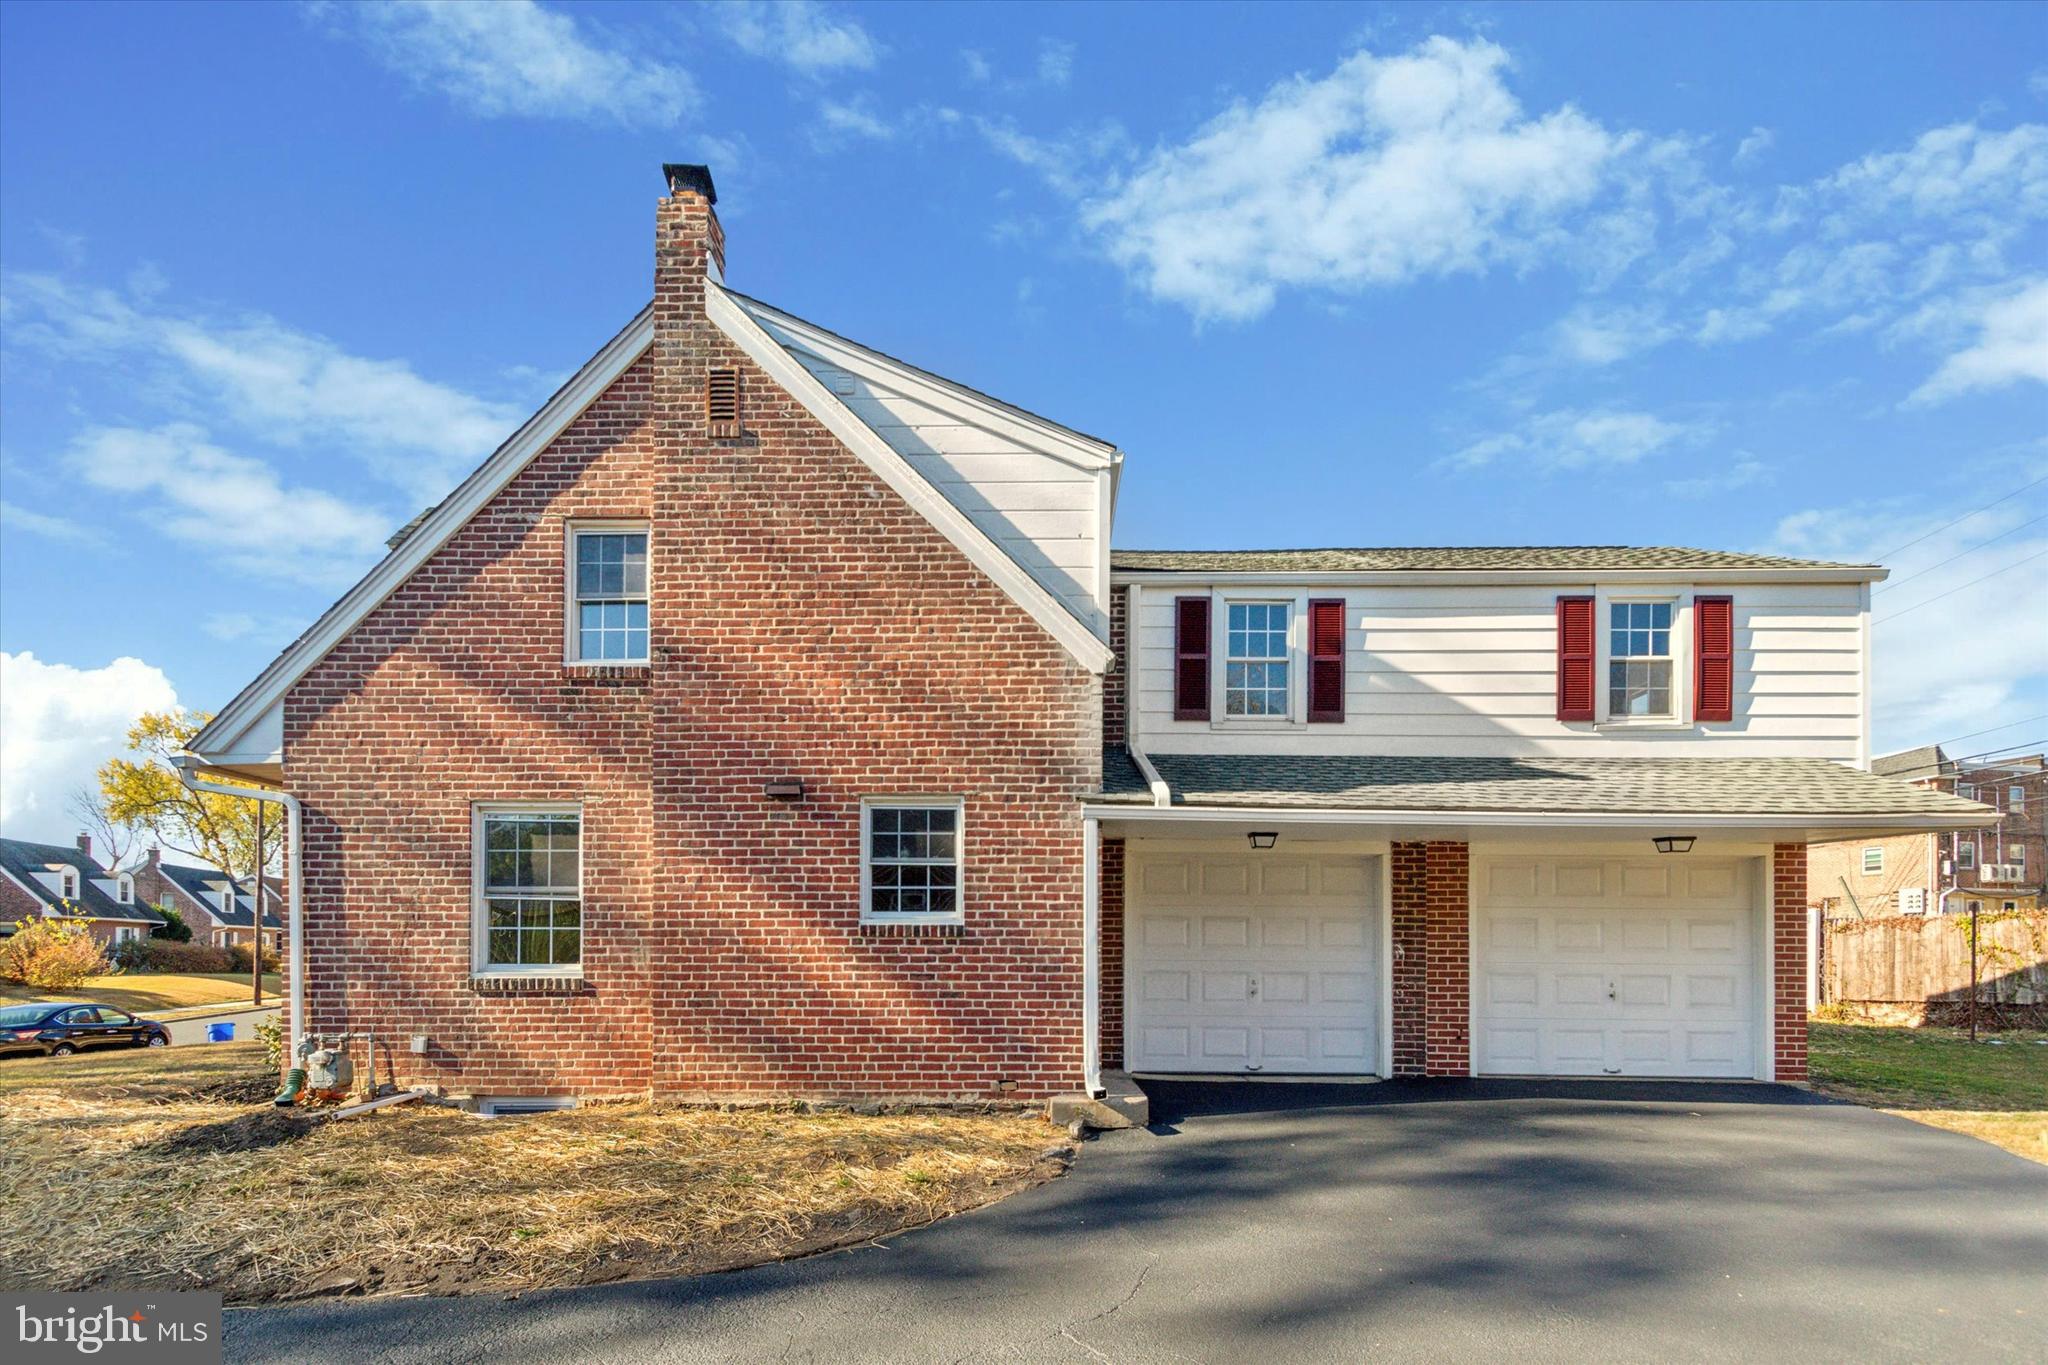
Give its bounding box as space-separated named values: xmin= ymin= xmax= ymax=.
xmin=0 ymin=973 xmax=282 ymax=1014
xmin=0 ymin=1042 xmax=1069 ymax=1302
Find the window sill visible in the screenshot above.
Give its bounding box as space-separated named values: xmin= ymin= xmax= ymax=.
xmin=1593 ymin=719 xmax=1695 ymax=732
xmin=857 ymin=921 xmax=969 ymax=939
xmin=560 ymin=664 xmax=650 ymax=687
xmin=470 ymin=972 xmax=589 ymax=996
xmin=1208 ymin=718 xmax=1298 ymax=731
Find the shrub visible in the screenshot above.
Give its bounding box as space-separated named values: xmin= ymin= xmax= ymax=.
xmin=0 ymin=917 xmax=108 ymax=989
xmin=109 ymin=938 xmax=235 ymax=974
xmin=256 ymin=1012 xmax=284 ymax=1069
xmin=149 ymin=903 xmax=193 ymax=942
xmin=227 ymin=942 xmax=280 ymax=975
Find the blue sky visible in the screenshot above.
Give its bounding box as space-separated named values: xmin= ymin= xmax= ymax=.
xmin=2 ymin=1 xmax=2044 ymax=844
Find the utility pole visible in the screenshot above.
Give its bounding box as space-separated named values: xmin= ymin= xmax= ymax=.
xmin=1968 ymin=901 xmax=1980 ymax=1045
xmin=251 ymin=800 xmax=264 ymax=1008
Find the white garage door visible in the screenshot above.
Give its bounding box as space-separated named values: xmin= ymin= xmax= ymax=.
xmin=1474 ymin=857 xmax=1759 ymax=1079
xmin=1126 ymin=852 xmax=1378 ymax=1075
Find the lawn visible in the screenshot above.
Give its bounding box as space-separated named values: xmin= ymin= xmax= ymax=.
xmin=1807 ymin=1021 xmax=2048 ymax=1164
xmin=0 ymin=1042 xmax=1070 ymax=1303
xmin=0 ymin=972 xmax=282 ymax=1014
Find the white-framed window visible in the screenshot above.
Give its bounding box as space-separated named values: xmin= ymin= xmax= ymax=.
xmin=2010 ymin=785 xmax=2026 ymax=812
xmin=473 ymin=804 xmax=583 ymax=973
xmin=566 ymin=523 xmax=650 ymax=664
xmin=1608 ymin=600 xmax=1676 ymax=718
xmin=860 ymin=799 xmax=964 ymax=924
xmin=1958 ymin=782 xmax=1977 ymax=800
xmin=2012 ymin=845 xmax=2027 ymax=872
xmin=1861 ymin=846 xmax=1884 ymax=876
xmin=116 ymin=873 xmax=133 ymax=904
xmin=213 ymin=930 xmax=229 ymax=947
xmin=1956 ymin=838 xmax=1977 ymax=870
xmin=2004 ymin=900 xmax=2020 ymax=911
xmin=114 ymin=925 xmax=137 ymax=944
xmin=1967 ymin=899 xmax=1983 ymax=914
xmin=1224 ymin=601 xmax=1291 ymax=718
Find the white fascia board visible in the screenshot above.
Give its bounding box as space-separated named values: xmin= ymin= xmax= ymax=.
xmin=0 ymin=865 xmax=55 ymax=910
xmin=708 ymin=284 xmax=1114 ymax=673
xmin=731 ymin=295 xmax=1118 ymax=472
xmin=190 ymin=309 xmax=658 ymax=759
xmin=1080 ymin=803 xmax=1999 ymax=833
xmin=1109 ymin=568 xmax=1888 ymax=587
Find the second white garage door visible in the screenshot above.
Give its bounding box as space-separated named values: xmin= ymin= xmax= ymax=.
xmin=1126 ymin=852 xmax=1378 ymax=1075
xmin=1473 ymin=856 xmax=1761 ymax=1079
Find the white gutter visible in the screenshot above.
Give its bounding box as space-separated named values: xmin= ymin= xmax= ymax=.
xmin=173 ymin=757 xmax=302 ymax=1061
xmin=1129 ymin=746 xmax=1172 ymax=809
xmin=1081 ymin=815 xmax=1103 ymax=1099
xmin=1081 ymin=803 xmax=2000 ymax=832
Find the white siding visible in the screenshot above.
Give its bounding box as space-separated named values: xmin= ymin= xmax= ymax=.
xmin=736 ymin=299 xmax=1113 ymax=635
xmin=1129 ymin=581 xmax=1868 ymax=759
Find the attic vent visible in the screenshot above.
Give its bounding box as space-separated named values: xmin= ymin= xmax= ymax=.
xmin=706 ymin=368 xmax=741 ymax=437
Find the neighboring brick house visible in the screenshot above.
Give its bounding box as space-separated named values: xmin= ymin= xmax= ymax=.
xmin=133 ymin=849 xmax=284 ymax=951
xmin=1810 ymin=746 xmax=2045 ymax=917
xmin=183 ymin=164 xmax=1993 ymax=1103
xmin=0 ymin=835 xmax=164 ymax=947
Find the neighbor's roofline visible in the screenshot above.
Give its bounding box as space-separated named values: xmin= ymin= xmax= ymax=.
xmin=1110 ymin=566 xmax=1888 ymax=586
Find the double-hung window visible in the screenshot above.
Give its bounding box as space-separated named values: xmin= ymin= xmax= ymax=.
xmin=569 ymin=526 xmax=649 ymax=663
xmin=2010 ymin=785 xmax=2026 ymax=812
xmin=1224 ymin=602 xmax=1290 ymax=718
xmin=1608 ymin=601 xmax=1674 ymax=718
xmin=476 ymin=805 xmax=582 ymax=972
xmin=862 ymin=800 xmax=963 ymax=923
xmin=1956 ymin=838 xmax=1977 ymax=871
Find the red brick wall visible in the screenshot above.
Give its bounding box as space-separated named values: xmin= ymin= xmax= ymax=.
xmin=282 ymin=182 xmax=1099 ymax=1102
xmin=1390 ymin=840 xmax=1471 ymax=1077
xmin=1773 ymin=842 xmax=1809 ymax=1082
xmin=1 ymin=875 xmax=43 ymax=928
xmin=1099 ymin=837 xmax=1124 ymax=1067
xmin=1103 ymin=585 xmax=1127 ymax=746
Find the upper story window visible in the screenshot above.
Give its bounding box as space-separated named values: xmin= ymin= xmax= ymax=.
xmin=116 ymin=873 xmax=133 ymax=904
xmin=1861 ymin=846 xmax=1884 ymax=876
xmin=2012 ymin=845 xmax=2028 ymax=871
xmin=862 ymin=800 xmax=963 ymax=923
xmin=569 ymin=526 xmax=649 ymax=664
xmin=2009 ymin=785 xmax=2026 ymax=812
xmin=1225 ymin=602 xmax=1290 ymax=718
xmin=1958 ymin=783 xmax=1977 ymax=800
xmin=1608 ymin=601 xmax=1674 ymax=718
xmin=1956 ymin=838 xmax=1977 ymax=870
xmin=56 ymin=867 xmax=78 ymax=900
xmin=475 ymin=805 xmax=582 ymax=972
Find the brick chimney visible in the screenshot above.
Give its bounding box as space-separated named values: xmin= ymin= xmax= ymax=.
xmin=146 ymin=847 xmax=161 ymax=870
xmin=75 ymin=832 xmax=92 ymax=858
xmin=656 ymin=163 xmax=722 ymax=326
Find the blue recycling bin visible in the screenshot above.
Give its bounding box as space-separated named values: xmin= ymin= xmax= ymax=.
xmin=206 ymin=1021 xmax=236 ymax=1043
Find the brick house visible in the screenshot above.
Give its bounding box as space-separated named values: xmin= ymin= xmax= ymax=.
xmin=132 ymin=848 xmax=285 ymax=951
xmin=182 ymin=165 xmax=1993 ymax=1103
xmin=1810 ymin=746 xmax=2044 ymax=917
xmin=0 ymin=835 xmax=164 ymax=947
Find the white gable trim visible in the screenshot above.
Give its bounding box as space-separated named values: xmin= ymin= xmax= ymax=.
xmin=190 ymin=309 xmax=658 ymax=760
xmin=734 ymin=294 xmax=1118 ymax=473
xmin=707 ymin=284 xmax=1114 ymax=673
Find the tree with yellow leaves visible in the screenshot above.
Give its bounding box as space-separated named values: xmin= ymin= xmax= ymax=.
xmin=98 ymin=709 xmax=281 ymax=885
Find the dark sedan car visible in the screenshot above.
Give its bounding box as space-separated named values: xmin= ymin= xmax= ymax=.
xmin=0 ymin=1002 xmax=171 ymax=1056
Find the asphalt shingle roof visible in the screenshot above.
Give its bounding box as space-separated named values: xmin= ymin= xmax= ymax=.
xmin=1110 ymin=547 xmax=1874 ymax=573
xmin=0 ymin=839 xmax=165 ymax=924
xmin=157 ymin=862 xmax=283 ymax=930
xmin=1870 ymin=745 xmax=1949 ymax=781
xmin=1093 ymin=752 xmax=1994 ymax=820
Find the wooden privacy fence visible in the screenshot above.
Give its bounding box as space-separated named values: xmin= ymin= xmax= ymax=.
xmin=1821 ymin=911 xmax=2048 ymax=1006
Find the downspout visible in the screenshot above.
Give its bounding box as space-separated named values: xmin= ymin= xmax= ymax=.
xmin=1082 ymin=815 xmax=1103 ymax=1099
xmin=172 ymin=757 xmax=302 ymax=1063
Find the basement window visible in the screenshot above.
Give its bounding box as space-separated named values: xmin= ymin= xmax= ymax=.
xmin=477 ymin=1097 xmax=577 ymax=1119
xmin=706 ymin=368 xmax=741 ymax=437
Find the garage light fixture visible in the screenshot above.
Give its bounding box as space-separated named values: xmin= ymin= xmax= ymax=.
xmin=1652 ymin=835 xmax=1697 ymax=854
xmin=1247 ymin=831 xmax=1279 ymax=851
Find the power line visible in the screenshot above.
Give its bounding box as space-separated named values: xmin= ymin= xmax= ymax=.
xmin=1871 ymin=547 xmax=2048 ymax=624
xmin=1875 ymin=513 xmax=2048 ymax=593
xmin=1932 ymin=714 xmax=2048 ymax=748
xmin=1869 ymin=472 xmax=2048 ymax=563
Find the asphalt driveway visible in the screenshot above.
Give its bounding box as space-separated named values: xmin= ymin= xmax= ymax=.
xmin=226 ymin=1079 xmax=2047 ymax=1362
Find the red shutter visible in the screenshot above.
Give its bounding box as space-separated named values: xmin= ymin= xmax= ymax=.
xmin=1307 ymin=598 xmax=1345 ymax=723
xmin=1556 ymin=596 xmax=1596 ymax=722
xmin=1693 ymin=595 xmax=1734 ymax=723
xmin=1173 ymin=596 xmax=1211 ymax=721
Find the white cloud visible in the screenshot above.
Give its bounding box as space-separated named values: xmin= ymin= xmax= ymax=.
xmin=3 ymin=272 xmax=523 ymax=499
xmin=1817 ymin=121 xmax=2048 ymax=222
xmin=961 ymin=50 xmax=992 ymax=84
xmin=714 ymin=1 xmax=878 ymax=74
xmin=0 ymin=501 xmax=105 ymax=547
xmin=0 ymin=652 xmax=178 ymax=844
xmin=1079 ymin=37 xmax=1627 ymax=321
xmin=1551 ymin=302 xmax=1676 ymax=366
xmin=814 ymin=97 xmax=894 ymax=143
xmin=975 ymin=117 xmax=1130 ymax=198
xmin=1037 ymin=40 xmax=1076 ymax=88
xmin=65 ymin=424 xmax=391 ymax=587
xmin=1666 ymin=456 xmax=1771 ymax=499
xmin=1908 ymin=278 xmax=2048 ymax=404
xmin=1771 ymin=498 xmax=2048 ymax=748
xmin=1444 ymin=408 xmax=1702 ymax=472
xmin=1733 ymin=127 xmax=1774 ymax=166
xmin=315 ymin=0 xmax=695 ymax=126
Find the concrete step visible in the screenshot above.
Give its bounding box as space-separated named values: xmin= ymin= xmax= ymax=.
xmin=1047 ymin=1069 xmax=1149 ymax=1130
